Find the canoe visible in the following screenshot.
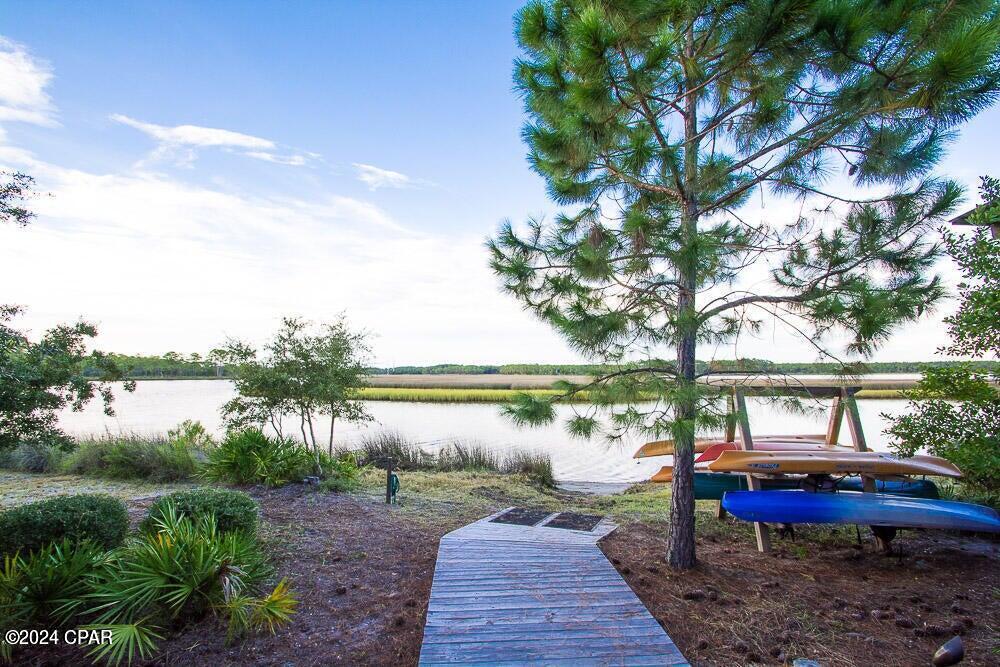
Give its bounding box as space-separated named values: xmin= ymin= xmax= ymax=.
xmin=692 ymin=472 xmax=939 ymax=500
xmin=707 ymin=450 xmax=963 ymax=478
xmin=634 ymin=433 xmax=828 ymax=458
xmin=694 ymin=441 xmax=849 ymax=464
xmin=721 ymin=491 xmax=1000 ymax=533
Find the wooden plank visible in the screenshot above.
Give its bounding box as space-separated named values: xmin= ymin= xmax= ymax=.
xmin=734 ymin=389 xmax=771 ymax=554
xmin=419 ymin=512 xmax=687 ymax=666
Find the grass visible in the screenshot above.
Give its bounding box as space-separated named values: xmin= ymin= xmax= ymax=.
xmin=0 ymin=471 xmax=194 ymax=509
xmin=353 ymin=386 xmax=906 ymax=402
xmin=61 ymin=433 xmax=208 ymax=482
xmin=352 ymin=387 xmax=591 ymax=402
xmin=343 ymin=431 xmax=555 ymax=487
xmin=854 ymin=389 xmax=906 ymax=399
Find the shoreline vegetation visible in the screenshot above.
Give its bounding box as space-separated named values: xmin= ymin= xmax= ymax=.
xmin=82 ymin=357 xmax=999 ymax=381
xmin=76 ymin=372 xmax=980 ymax=401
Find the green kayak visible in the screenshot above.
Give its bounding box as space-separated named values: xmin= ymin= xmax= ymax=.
xmin=695 ymin=473 xmax=939 ymax=501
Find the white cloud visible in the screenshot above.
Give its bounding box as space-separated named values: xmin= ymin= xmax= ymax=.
xmin=244 ymin=150 xmax=307 ymax=166
xmin=110 ymin=114 xmax=315 ymax=167
xmin=0 ymin=149 xmax=568 ymax=364
xmin=110 ymin=114 xmax=274 ymax=149
xmin=354 ymin=163 xmax=412 ymax=190
xmin=0 ymin=37 xmax=57 ymax=128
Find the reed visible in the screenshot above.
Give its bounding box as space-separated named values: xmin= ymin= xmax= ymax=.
xmin=341 ymin=431 xmax=555 ymax=487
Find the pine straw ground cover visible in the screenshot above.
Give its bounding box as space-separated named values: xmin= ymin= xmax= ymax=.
xmin=5 ymin=471 xmax=998 ymax=666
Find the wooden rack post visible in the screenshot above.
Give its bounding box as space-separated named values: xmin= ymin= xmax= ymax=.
xmin=843 ymin=388 xmax=876 ymax=493
xmin=734 ymin=388 xmax=771 ymax=553
xmin=825 ymin=394 xmax=844 ymax=446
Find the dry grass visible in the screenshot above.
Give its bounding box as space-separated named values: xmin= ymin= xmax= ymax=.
xmin=0 ymin=471 xmax=194 ymax=509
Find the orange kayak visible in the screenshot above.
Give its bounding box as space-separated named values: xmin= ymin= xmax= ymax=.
xmin=694 ymin=441 xmax=850 ymax=464
xmin=634 ymin=433 xmax=827 ymax=458
xmin=707 ymin=450 xmax=963 ymax=478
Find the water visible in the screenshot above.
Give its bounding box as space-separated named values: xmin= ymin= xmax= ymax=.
xmin=58 ymin=380 xmax=912 ymax=484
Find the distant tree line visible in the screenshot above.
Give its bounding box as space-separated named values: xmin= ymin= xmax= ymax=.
xmin=82 ymin=356 xmax=999 ymax=379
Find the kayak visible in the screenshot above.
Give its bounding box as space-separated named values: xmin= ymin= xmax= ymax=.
xmin=707 ymin=450 xmax=963 ymax=478
xmin=694 ymin=441 xmax=849 ymax=464
xmin=691 ymin=472 xmax=939 ymax=500
xmin=634 ymin=433 xmax=827 ymax=458
xmin=721 ymin=490 xmax=1000 ymax=533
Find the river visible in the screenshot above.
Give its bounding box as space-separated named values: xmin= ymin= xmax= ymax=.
xmin=57 ymin=380 xmax=914 ymax=488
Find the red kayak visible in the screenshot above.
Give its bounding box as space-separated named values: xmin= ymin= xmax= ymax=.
xmin=694 ymin=440 xmax=849 ymax=464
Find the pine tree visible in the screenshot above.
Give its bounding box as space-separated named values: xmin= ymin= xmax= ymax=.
xmin=488 ymin=0 xmax=1000 ymax=569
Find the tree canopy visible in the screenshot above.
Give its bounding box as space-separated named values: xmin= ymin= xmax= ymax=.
xmin=489 ymin=0 xmax=1000 ymax=568
xmin=888 ymin=176 xmax=1000 ymax=498
xmin=0 ymin=306 xmax=133 ymax=452
xmin=213 ymin=316 xmax=373 ymax=462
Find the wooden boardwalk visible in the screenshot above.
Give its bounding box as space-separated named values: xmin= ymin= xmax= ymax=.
xmin=418 ymin=508 xmax=687 ymax=666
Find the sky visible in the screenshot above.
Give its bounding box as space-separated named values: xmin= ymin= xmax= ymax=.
xmin=1 ymin=1 xmax=997 ymax=367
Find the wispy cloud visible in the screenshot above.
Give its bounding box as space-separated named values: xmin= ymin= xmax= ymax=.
xmin=111 ymin=114 xmax=312 ymax=167
xmin=244 ymin=150 xmax=307 ymax=166
xmin=354 ymin=163 xmax=414 ymax=190
xmin=0 ymin=37 xmax=57 ymax=128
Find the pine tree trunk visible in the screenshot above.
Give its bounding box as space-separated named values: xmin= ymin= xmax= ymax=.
xmin=666 ymin=24 xmax=699 ymax=571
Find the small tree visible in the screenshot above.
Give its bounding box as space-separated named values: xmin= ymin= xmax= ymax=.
xmin=214 ymin=317 xmax=373 ymax=467
xmin=0 ymin=306 xmax=134 ymax=451
xmin=888 ymin=177 xmax=1000 ymax=497
xmin=489 ymin=0 xmax=1000 ymax=568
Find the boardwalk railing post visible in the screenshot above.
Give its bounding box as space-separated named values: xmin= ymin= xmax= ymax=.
xmin=386 ymin=456 xmax=394 ymax=504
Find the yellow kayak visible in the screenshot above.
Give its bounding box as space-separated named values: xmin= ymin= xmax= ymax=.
xmin=707 ymin=450 xmax=963 ymax=478
xmin=650 ymin=466 xmax=673 ymax=483
xmin=633 ymin=433 xmax=828 ymax=458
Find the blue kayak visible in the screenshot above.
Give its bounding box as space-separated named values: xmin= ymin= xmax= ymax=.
xmin=721 ymin=490 xmax=1000 ymax=533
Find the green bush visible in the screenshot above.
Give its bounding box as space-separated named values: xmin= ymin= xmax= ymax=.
xmin=141 ymin=488 xmax=259 ymax=536
xmin=61 ymin=423 xmax=212 ymax=482
xmin=2 ymin=505 xmax=296 ymax=666
xmin=317 ymin=452 xmax=363 ymax=492
xmin=201 ymin=429 xmax=313 ymax=487
xmin=90 ymin=505 xmax=296 ymax=662
xmin=0 ymin=538 xmax=105 ymax=627
xmin=0 ymin=494 xmax=128 ymax=556
xmin=4 ymin=440 xmax=65 ymax=473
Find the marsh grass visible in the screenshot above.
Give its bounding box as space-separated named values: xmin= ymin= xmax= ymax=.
xmin=352 ymin=387 xmax=593 ymax=403
xmin=61 ymin=432 xmax=209 ymax=482
xmin=344 ymin=431 xmax=555 ymax=487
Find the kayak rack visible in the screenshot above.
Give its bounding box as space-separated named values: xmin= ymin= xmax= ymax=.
xmin=720 ymin=385 xmax=872 ymax=554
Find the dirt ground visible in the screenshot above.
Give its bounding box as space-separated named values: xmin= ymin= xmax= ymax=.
xmin=603 ymin=520 xmax=1000 ymax=666
xmin=15 ymin=482 xmax=1000 ymax=667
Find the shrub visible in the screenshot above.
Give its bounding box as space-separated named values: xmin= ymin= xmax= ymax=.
xmin=0 ymin=494 xmax=128 ymax=556
xmin=0 ymin=539 xmax=105 ymax=627
xmin=93 ymin=506 xmax=295 ymax=653
xmin=142 ymin=488 xmax=258 ymax=536
xmin=201 ymin=429 xmax=313 ymax=487
xmin=4 ymin=440 xmax=65 ymax=473
xmin=317 ymin=452 xmax=363 ymax=492
xmin=61 ymin=423 xmax=213 ymax=482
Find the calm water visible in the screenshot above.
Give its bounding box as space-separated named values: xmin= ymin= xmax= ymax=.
xmin=58 ymin=381 xmax=912 ymax=485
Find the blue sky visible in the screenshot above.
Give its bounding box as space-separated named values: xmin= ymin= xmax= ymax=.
xmin=1 ymin=2 xmax=998 ymax=365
